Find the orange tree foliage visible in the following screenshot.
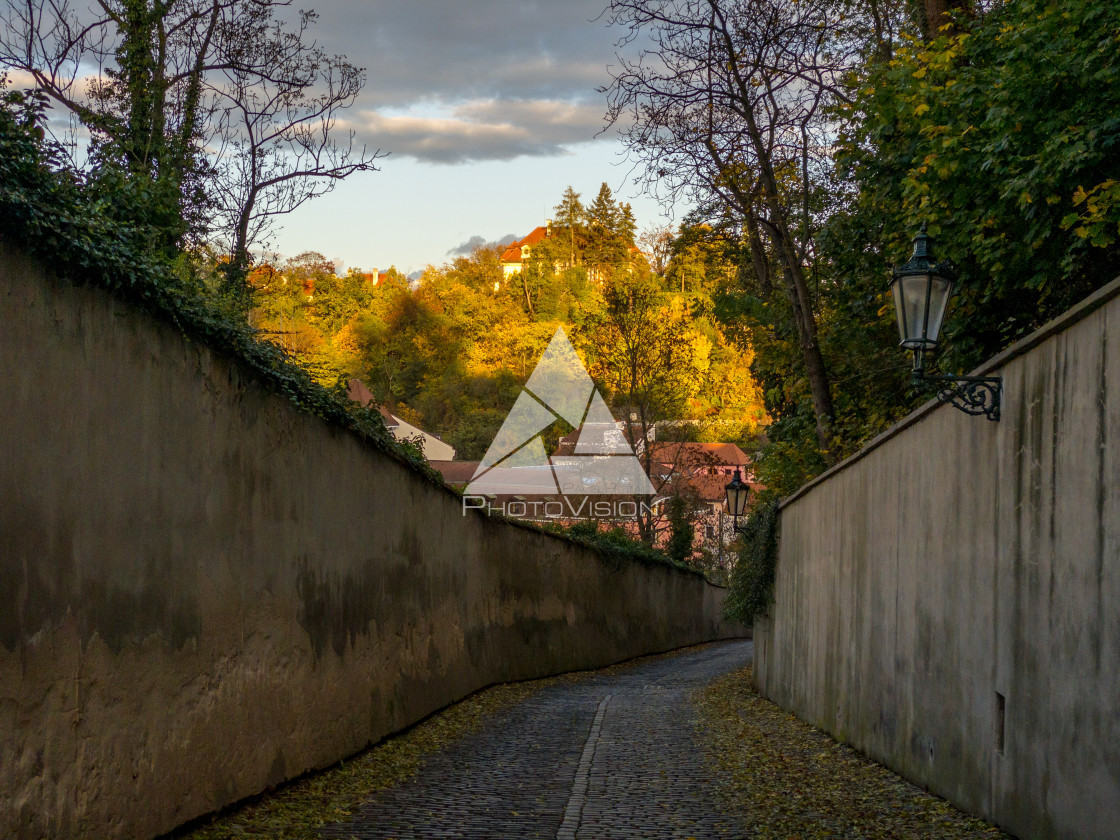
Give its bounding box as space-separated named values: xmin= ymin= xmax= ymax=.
xmin=249 ymin=187 xmax=767 ymax=461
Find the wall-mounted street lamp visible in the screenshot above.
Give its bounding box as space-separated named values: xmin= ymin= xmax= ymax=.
xmin=724 ymin=468 xmax=751 ymax=532
xmin=890 ymin=225 xmax=1002 ymax=421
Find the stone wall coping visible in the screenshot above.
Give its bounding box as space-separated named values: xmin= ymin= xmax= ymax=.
xmin=780 ymin=273 xmax=1120 ymax=510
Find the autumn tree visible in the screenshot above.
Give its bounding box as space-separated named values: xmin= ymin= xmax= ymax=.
xmin=246 ymin=183 xmax=765 ymax=468
xmin=582 ymin=270 xmax=704 ymax=542
xmin=0 ymin=0 xmax=381 ymax=296
xmin=603 ymin=0 xmax=860 ymax=461
xmin=665 ymin=221 xmax=739 ymax=295
xmin=821 ymin=0 xmax=1120 ymax=401
xmin=638 ymin=224 xmax=674 ymax=277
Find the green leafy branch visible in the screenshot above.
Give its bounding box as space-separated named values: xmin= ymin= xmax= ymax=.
xmin=1062 ymin=180 xmax=1120 ymax=247
xmin=724 ymin=497 xmax=780 ymax=626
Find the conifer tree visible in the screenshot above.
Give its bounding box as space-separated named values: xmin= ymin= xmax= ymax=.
xmin=553 ymin=186 xmax=585 ymax=266
xmin=586 ymin=182 xmax=637 ymax=273
xmin=587 ymin=182 xmax=621 ymax=234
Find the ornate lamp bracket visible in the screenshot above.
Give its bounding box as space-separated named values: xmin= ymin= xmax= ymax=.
xmin=914 ymin=370 xmax=1002 ymax=422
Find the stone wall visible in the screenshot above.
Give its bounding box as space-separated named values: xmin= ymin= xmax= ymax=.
xmin=0 ymin=243 xmax=742 ymax=840
xmin=754 ymin=278 xmax=1120 ymax=840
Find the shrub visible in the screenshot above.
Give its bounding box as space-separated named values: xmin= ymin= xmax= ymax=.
xmin=724 ymin=497 xmax=780 ymax=625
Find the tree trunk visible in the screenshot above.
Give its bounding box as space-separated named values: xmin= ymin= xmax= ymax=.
xmin=921 ymin=0 xmax=973 ymax=40
xmin=708 ymin=138 xmax=837 ymax=461
xmin=766 ymin=210 xmax=836 ymax=460
xmin=225 ymin=183 xmax=258 ymax=311
xmin=745 ymin=215 xmax=773 ymax=298
xmin=704 ymin=0 xmax=837 ymax=461
xmin=521 ymin=272 xmax=535 ymax=316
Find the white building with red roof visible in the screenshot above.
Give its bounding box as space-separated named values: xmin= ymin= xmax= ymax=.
xmin=346 ymin=379 xmax=456 ymax=461
xmin=499 ymin=223 xmax=553 ymax=278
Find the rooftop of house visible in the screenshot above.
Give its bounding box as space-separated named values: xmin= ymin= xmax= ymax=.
xmin=429 ymin=460 xmax=480 ymax=487
xmin=345 ymin=378 xmax=403 ymax=429
xmin=346 ymin=377 xmax=376 ymax=407
xmin=432 ymin=452 xmax=762 ymax=511
xmin=649 ymin=441 xmax=751 ymax=468
xmin=553 ymin=422 xmax=631 ymax=456
xmin=554 ymin=431 xmax=749 ymax=465
xmin=680 ymin=472 xmax=762 ymax=503
xmin=499 ymin=225 xmax=551 ymax=265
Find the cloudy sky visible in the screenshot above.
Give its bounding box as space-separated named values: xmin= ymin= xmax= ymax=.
xmin=268 ymin=0 xmax=676 ymax=275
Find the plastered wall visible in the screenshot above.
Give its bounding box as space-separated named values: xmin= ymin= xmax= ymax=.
xmin=0 ymin=243 xmax=742 ymax=840
xmin=754 ymin=278 xmax=1120 ymax=840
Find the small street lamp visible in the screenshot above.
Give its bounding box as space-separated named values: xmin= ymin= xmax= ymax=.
xmin=724 ymin=469 xmax=750 ymax=532
xmin=890 ymin=225 xmax=1002 ymax=421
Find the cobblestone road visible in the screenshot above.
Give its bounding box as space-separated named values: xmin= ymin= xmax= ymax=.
xmin=322 ymin=641 xmax=753 ymax=840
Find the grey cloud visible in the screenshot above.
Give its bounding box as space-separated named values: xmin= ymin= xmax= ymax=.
xmin=448 ymin=233 xmax=520 ymax=256
xmin=271 ymin=1 xmax=643 ymax=164
xmin=448 ymin=235 xmax=489 ymax=255
xmin=354 ymin=98 xmax=609 ymax=163
xmin=292 ymin=1 xmax=620 ymax=110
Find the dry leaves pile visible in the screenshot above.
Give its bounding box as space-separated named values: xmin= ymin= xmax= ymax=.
xmin=176 ymin=648 xmax=1011 ymax=840
xmin=173 ymin=648 xmax=693 ymax=840
xmin=694 ymin=665 xmax=1013 ymax=839
xmin=174 ymin=677 xmax=550 ymax=840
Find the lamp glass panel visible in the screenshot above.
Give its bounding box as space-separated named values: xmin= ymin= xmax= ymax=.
xmin=726 ymin=484 xmax=749 ymax=517
xmin=899 ymin=273 xmax=934 ymax=348
xmin=924 ymin=274 xmax=954 ymax=345
xmin=891 ymin=278 xmax=908 ymax=344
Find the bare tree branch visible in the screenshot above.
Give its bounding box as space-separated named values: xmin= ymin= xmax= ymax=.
xmin=601 ymin=0 xmax=875 ymax=458
xmin=0 ymin=0 xmax=382 ymax=283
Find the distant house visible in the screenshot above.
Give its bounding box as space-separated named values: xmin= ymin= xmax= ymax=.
xmin=649 ymin=441 xmax=758 ymax=569
xmin=355 ymin=269 xmax=382 ymax=286
xmin=429 ymin=460 xmax=479 ymax=491
xmin=555 ymin=427 xmax=758 ymax=564
xmin=355 ymin=268 xmax=396 ymax=286
xmin=499 ymin=223 xmax=553 ymax=279
xmin=555 ymin=425 xmax=753 ymax=494
xmin=554 ymin=419 xmax=656 ymax=457
xmin=498 ymin=220 xmax=644 ymax=285
xmin=648 ymin=441 xmax=751 ymax=480
xmin=648 ymin=438 xmax=754 ymax=510
xmin=346 ymin=379 xmax=456 ymax=461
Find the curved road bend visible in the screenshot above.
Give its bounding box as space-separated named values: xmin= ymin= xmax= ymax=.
xmin=322 ymin=640 xmax=753 ymax=840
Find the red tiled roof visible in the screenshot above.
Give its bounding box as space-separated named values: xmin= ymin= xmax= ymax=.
xmin=683 ymin=473 xmax=762 ymax=502
xmin=347 ymin=379 xmax=398 ymax=427
xmin=649 ymin=442 xmax=750 ymax=468
xmin=500 ymin=226 xmax=550 ymax=264
xmin=347 ymin=378 xmax=375 ymax=406
xmin=430 ymin=461 xmax=480 ymax=486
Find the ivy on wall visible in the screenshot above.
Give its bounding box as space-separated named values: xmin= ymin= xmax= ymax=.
xmin=724 ymin=498 xmax=780 ymax=626
xmin=0 ymin=85 xmax=437 ymax=481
